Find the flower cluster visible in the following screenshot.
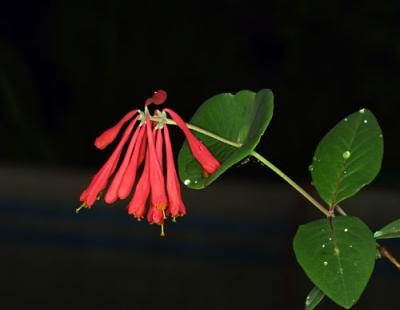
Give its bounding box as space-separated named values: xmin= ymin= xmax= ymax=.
xmin=78 ymin=90 xmax=221 ymax=236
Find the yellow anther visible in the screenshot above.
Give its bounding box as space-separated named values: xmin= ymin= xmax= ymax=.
xmin=162 ymin=210 xmax=167 ymax=220
xmin=96 ymin=192 xmax=103 ymax=201
xmin=160 ymin=224 xmax=165 ymax=237
xmin=75 ymin=203 xmax=86 ymax=214
xmin=172 ymin=217 xmax=176 ymax=223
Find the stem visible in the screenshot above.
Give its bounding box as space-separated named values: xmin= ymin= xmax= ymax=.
xmin=251 ymin=151 xmax=331 ymax=217
xmin=151 ymin=115 xmax=330 ymax=216
xmin=377 ymin=244 xmax=400 ymax=270
xmin=336 ymin=205 xmax=400 ymax=269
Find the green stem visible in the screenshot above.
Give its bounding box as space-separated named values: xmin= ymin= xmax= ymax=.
xmin=151 ymin=115 xmax=330 ymax=217
xmin=251 ymin=151 xmax=331 ymax=217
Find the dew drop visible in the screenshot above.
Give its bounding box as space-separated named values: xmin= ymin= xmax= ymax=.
xmin=323 ymin=261 xmax=328 ymax=266
xmin=349 ymin=245 xmax=353 ymax=248
xmin=240 ymin=158 xmax=251 ymax=165
xmin=379 ymin=134 xmax=383 ymax=138
xmin=343 ymin=170 xmax=347 ymax=174
xmin=344 ymin=228 xmax=348 ymax=232
xmin=305 ymin=300 xmax=311 ymax=306
xmin=322 ymin=244 xmax=326 ymax=248
xmin=344 ymin=118 xmax=348 ymax=121
xmin=312 ymin=156 xmax=317 ymax=161
xmin=342 ymin=151 xmax=351 ymax=159
xmin=363 ymin=119 xmax=368 ymax=123
xmin=256 ymin=159 xmax=265 ymax=167
xmin=184 ymin=179 xmax=191 ymax=186
xmin=308 ymin=165 xmax=314 ymax=172
xmin=359 ymin=108 xmax=366 ymax=114
xmin=328 ymin=237 xmax=332 ymax=241
xmin=194 ymin=180 xmax=198 ymax=184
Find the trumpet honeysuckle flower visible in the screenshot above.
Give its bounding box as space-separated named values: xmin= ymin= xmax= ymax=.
xmin=163 ymin=124 xmax=186 ymax=218
xmin=164 ymin=108 xmax=221 ymax=175
xmin=78 ymin=90 xmax=221 ymax=236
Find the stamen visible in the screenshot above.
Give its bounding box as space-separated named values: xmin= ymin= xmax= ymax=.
xmin=96 ymin=192 xmax=103 ymax=201
xmin=160 ymin=224 xmax=165 ymax=237
xmin=75 ymin=203 xmax=87 ymax=214
xmin=172 ymin=217 xmax=176 ymax=223
xmin=162 ymin=209 xmax=167 ymax=220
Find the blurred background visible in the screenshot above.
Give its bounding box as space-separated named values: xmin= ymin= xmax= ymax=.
xmin=0 ymin=0 xmax=399 ymax=309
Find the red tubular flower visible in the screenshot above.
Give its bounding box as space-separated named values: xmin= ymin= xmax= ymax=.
xmin=163 ymin=125 xmax=186 ymax=218
xmin=104 ymin=123 xmax=142 ymax=204
xmin=155 ymin=127 xmax=164 ymax=170
xmin=94 ymin=110 xmax=138 ymax=150
xmin=78 ymin=89 xmax=221 ymax=237
xmin=152 ymin=90 xmax=167 ymax=105
xmin=128 ymin=149 xmax=151 ymax=219
xmin=145 ymin=114 xmax=168 ymax=212
xmin=117 ymin=125 xmax=146 ymax=200
xmin=145 ymin=89 xmax=168 ymax=106
xmin=79 ymin=118 xmax=137 ymax=208
xmin=164 ymin=108 xmax=221 ymax=175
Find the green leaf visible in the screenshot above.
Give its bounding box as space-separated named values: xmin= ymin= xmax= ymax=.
xmin=310 ymin=109 xmax=383 ymax=206
xmin=293 ymin=216 xmax=376 ymax=309
xmin=178 ymin=89 xmax=273 ymax=189
xmin=305 ymin=286 xmax=325 ymax=310
xmin=374 ymin=219 xmax=400 ymax=239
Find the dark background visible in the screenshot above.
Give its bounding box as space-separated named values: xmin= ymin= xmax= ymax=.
xmin=0 ymin=1 xmax=399 ymax=309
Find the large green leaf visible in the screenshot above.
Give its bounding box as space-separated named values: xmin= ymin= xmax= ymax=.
xmin=310 ymin=109 xmax=383 ymax=206
xmin=178 ymin=89 xmax=273 ymax=189
xmin=305 ymin=286 xmax=325 ymax=310
xmin=374 ymin=219 xmax=400 ymax=239
xmin=293 ymin=216 xmax=376 ymax=309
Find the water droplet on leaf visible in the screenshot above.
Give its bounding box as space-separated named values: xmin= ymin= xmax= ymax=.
xmin=184 ymin=179 xmax=191 ymax=186
xmin=323 ymin=261 xmax=328 ymax=266
xmin=363 ymin=119 xmax=368 ymax=123
xmin=344 ymin=228 xmax=348 ymax=232
xmin=342 ymin=151 xmax=351 ymax=159
xmin=308 ymin=165 xmax=314 ymax=172
xmin=359 ymin=108 xmax=366 ymax=114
